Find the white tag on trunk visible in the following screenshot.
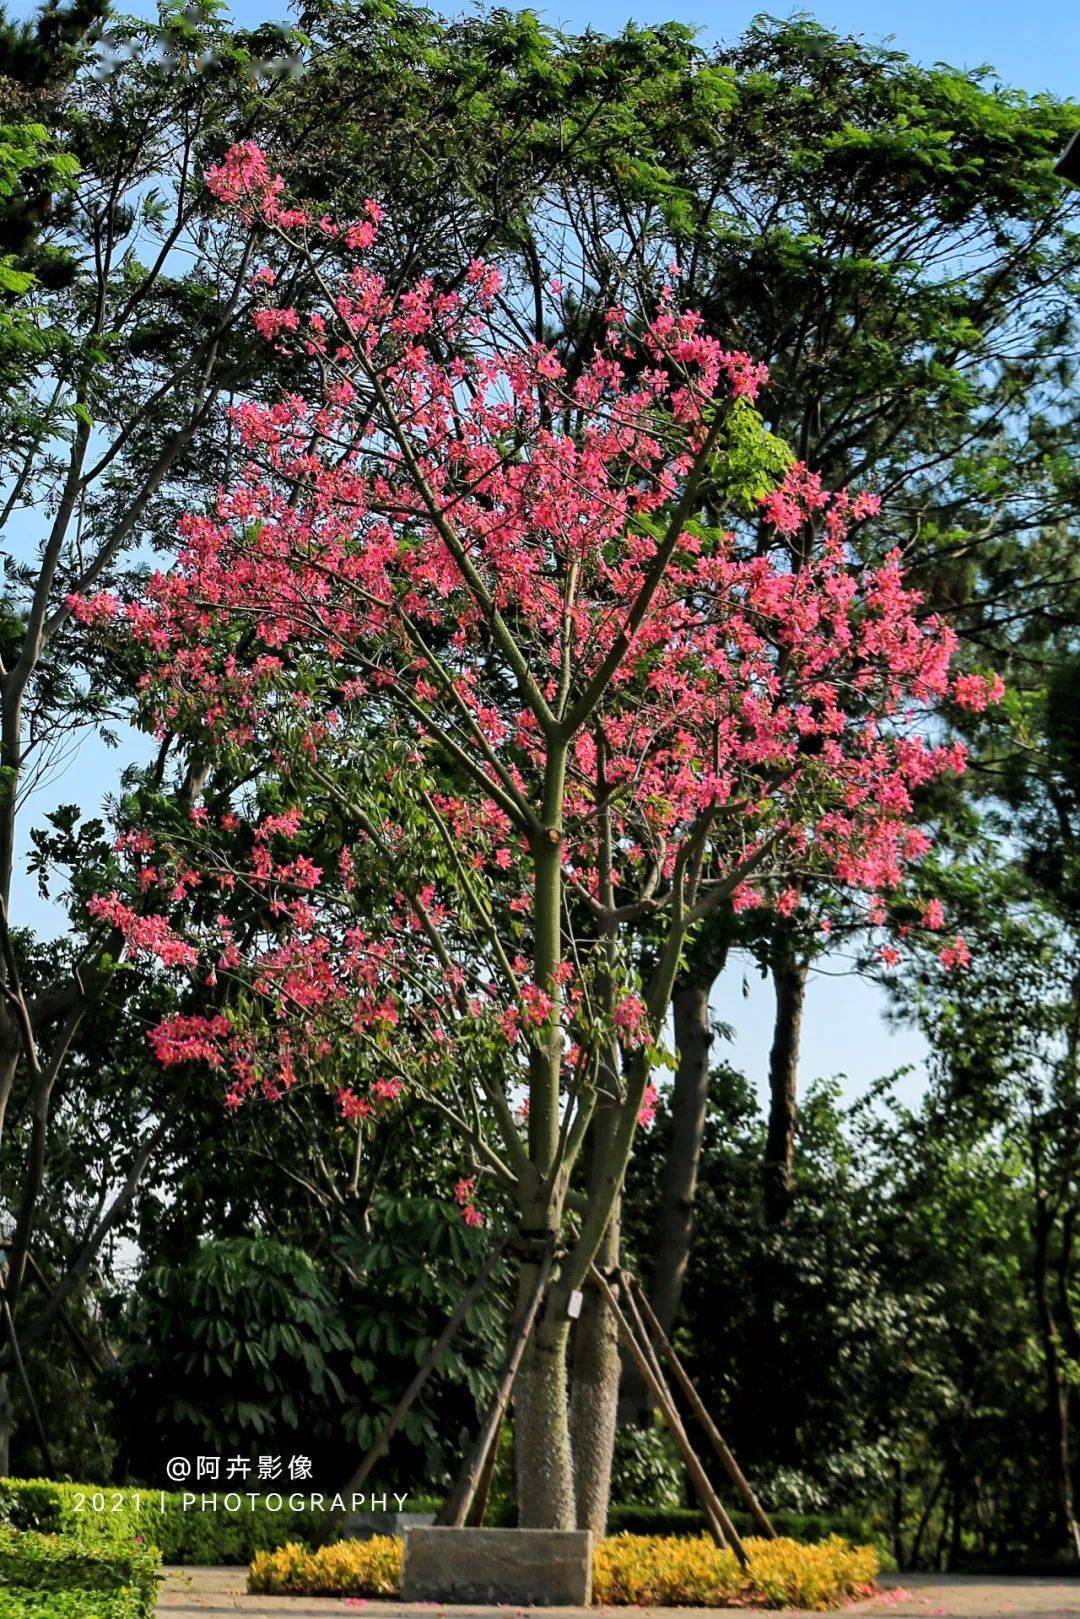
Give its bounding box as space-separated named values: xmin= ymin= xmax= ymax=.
xmin=567 ymin=1288 xmax=584 ymax=1320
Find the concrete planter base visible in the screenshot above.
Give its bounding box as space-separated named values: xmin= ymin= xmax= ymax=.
xmin=401 ymin=1526 xmax=593 ymax=1607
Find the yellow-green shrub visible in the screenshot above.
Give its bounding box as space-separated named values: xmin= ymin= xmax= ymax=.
xmin=248 ymin=1532 xmax=878 ymax=1608
xmin=593 ymin=1534 xmax=879 ymax=1609
xmin=248 ymin=1535 xmax=403 ymax=1597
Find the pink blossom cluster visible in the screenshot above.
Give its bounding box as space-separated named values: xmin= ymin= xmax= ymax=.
xmin=74 ymin=148 xmax=1000 ymax=1212
xmin=454 ymin=1177 xmax=485 ymax=1227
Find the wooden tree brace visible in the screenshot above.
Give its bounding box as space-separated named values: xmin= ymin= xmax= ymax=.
xmin=587 ymin=1262 xmax=748 ymax=1568
xmin=624 ymin=1271 xmax=777 ymax=1540
xmin=342 ymin=1232 xmax=510 ymax=1504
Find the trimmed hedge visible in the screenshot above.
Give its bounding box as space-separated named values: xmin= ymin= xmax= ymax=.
xmin=248 ymin=1533 xmax=880 ymax=1608
xmin=0 ymin=1478 xmax=320 ymax=1565
xmin=416 ymin=1494 xmax=878 ymax=1542
xmin=0 ymin=1587 xmax=147 ymax=1619
xmin=607 ymin=1503 xmax=879 ymax=1543
xmin=0 ymin=1525 xmax=160 ymax=1619
xmin=0 ymin=1477 xmax=883 ymax=1574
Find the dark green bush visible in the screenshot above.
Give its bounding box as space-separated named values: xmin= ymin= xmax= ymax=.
xmin=606 ymin=1503 xmax=879 ymax=1543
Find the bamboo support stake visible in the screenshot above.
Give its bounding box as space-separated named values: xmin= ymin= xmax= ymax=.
xmin=588 ymin=1263 xmax=748 ymax=1567
xmin=627 ymin=1272 xmax=777 ymax=1539
xmin=616 ymin=1271 xmax=747 ymax=1563
xmin=465 ymin=1401 xmax=506 ymax=1527
xmin=441 ymin=1240 xmax=555 ymax=1528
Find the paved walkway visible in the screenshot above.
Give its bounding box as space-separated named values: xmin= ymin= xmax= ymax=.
xmin=157 ymin=1569 xmax=1080 ymax=1619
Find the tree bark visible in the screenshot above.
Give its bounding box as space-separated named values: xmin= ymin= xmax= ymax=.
xmin=514 ymin=1296 xmax=575 ymax=1529
xmin=570 ymin=1107 xmax=622 ymax=1536
xmin=650 ymin=976 xmax=715 ymax=1334
xmin=1032 ymin=1200 xmax=1080 ymax=1559
xmin=763 ymin=936 xmax=808 ymax=1228
xmin=619 ymin=968 xmax=718 ymax=1425
xmin=0 ymin=1374 xmax=11 ymax=1475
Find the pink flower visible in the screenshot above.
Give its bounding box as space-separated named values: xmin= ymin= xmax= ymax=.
xmin=613 ymin=993 xmax=650 ymax=1048
xmin=338 ymin=1088 xmax=372 ymax=1123
xmin=953 ymin=671 xmax=1005 ymax=711
xmin=923 ymin=898 xmax=946 ymax=931
xmin=939 ymin=936 xmax=972 ymax=971
xmin=148 ymin=1014 xmax=230 ymax=1068
xmin=637 ymin=1084 xmax=660 ymax=1129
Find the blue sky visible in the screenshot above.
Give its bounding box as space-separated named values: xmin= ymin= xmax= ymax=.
xmin=13 ymin=0 xmax=1065 ymax=1110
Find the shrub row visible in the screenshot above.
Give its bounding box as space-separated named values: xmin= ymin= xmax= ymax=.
xmin=0 ymin=1524 xmax=160 ymax=1619
xmin=607 ymin=1503 xmax=880 ymax=1544
xmin=594 ymin=1533 xmax=879 ymax=1608
xmin=0 ymin=1590 xmax=147 ymax=1619
xmin=248 ymin=1532 xmax=880 ymax=1609
xmin=1 ymin=1477 xmax=878 ymax=1565
xmin=0 ymin=1478 xmax=321 ymax=1565
xmin=249 ymin=1534 xmax=404 ymax=1596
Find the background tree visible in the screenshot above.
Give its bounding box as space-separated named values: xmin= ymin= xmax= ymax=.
xmin=613 ymin=17 xmax=1079 ymax=1358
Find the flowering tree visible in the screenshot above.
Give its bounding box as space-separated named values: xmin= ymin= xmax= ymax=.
xmin=74 ymin=145 xmax=995 ymax=1528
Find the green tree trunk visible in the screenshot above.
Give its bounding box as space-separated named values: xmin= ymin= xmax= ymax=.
xmin=570 ymin=1105 xmax=623 ymax=1535
xmin=763 ymin=938 xmax=808 ymax=1228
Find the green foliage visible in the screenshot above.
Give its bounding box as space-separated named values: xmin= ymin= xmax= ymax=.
xmin=116 ymin=1237 xmax=350 ymax=1458
xmin=611 ymin=1424 xmax=686 ymax=1508
xmin=0 ymin=118 xmax=79 ymax=376
xmin=109 ymin=1187 xmax=508 ymax=1489
xmin=0 ymin=1524 xmax=160 ymax=1619
xmin=0 ymin=1589 xmax=147 ymax=1619
xmin=0 ymin=1478 xmax=320 ymax=1566
xmin=607 ymin=1504 xmax=884 ymax=1547
xmin=623 ymin=1068 xmax=1059 ymax=1565
xmin=333 ymin=1192 xmax=509 ymax=1472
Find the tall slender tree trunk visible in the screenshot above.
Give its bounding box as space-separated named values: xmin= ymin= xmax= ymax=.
xmin=619 ymin=963 xmax=720 ymax=1425
xmin=1032 ymin=1201 xmax=1080 ymax=1559
xmin=763 ymin=932 xmax=807 ymax=1228
xmin=513 ymin=749 xmax=577 ymax=1529
xmin=570 ymin=1106 xmax=622 ymax=1535
xmin=0 ymin=1374 xmax=11 ymax=1475
xmin=651 ymin=976 xmax=716 ymax=1334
